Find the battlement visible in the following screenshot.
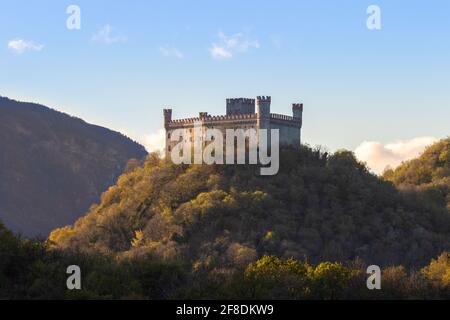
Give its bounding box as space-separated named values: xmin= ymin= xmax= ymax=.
xmin=270 ymin=113 xmax=298 ymax=122
xmin=165 ymin=96 xmax=305 ymax=126
xmin=226 ymin=97 xmax=255 ymax=115
xmin=292 ymin=103 xmax=303 ymax=119
xmin=166 ymin=112 xmax=257 ymax=126
xmin=226 ymin=98 xmax=255 ymax=105
xmin=163 ymin=108 xmax=172 ymax=127
xmin=256 ymin=96 xmax=271 ymax=103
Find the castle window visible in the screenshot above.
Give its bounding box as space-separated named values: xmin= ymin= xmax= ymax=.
xmin=168 ymin=146 xmax=171 ymax=152
xmin=167 ymin=133 xmax=171 ymax=139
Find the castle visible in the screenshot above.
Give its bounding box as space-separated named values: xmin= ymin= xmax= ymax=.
xmin=163 ymin=96 xmax=303 ymax=157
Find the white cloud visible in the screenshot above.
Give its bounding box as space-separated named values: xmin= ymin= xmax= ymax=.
xmin=7 ymin=39 xmax=43 ymax=54
xmin=92 ymin=25 xmax=126 ymax=44
xmin=354 ymin=136 xmax=438 ymax=174
xmin=119 ymin=128 xmax=165 ymax=155
xmin=141 ymin=129 xmax=166 ymax=154
xmin=210 ymin=46 xmax=232 ymax=59
xmin=159 ymin=46 xmax=184 ymax=59
xmin=209 ymin=31 xmax=260 ymax=60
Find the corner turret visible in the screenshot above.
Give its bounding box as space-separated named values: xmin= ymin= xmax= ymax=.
xmin=292 ymin=103 xmax=303 ymax=119
xmin=256 ymin=96 xmax=271 ymax=119
xmin=163 ymin=108 xmax=172 ymax=128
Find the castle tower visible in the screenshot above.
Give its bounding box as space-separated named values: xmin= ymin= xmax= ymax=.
xmin=163 ymin=109 xmax=172 ymax=128
xmin=256 ymin=96 xmax=271 ymax=146
xmin=292 ymin=103 xmax=303 ymax=120
xmin=256 ymin=96 xmax=271 ymax=130
xmin=292 ymin=103 xmax=303 ymax=144
xmin=226 ymin=98 xmax=255 ymax=115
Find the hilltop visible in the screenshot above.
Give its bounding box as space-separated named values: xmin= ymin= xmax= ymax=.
xmin=0 ymin=96 xmax=147 ymax=237
xmin=50 ymin=145 xmax=450 ymax=268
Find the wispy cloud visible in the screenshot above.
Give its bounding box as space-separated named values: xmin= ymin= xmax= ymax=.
xmin=7 ymin=39 xmax=43 ymax=54
xmin=159 ymin=46 xmax=184 ymax=59
xmin=209 ymin=31 xmax=260 ymax=60
xmin=92 ymin=25 xmax=126 ymax=44
xmin=210 ymin=46 xmax=232 ymax=59
xmin=354 ymin=136 xmax=438 ymax=174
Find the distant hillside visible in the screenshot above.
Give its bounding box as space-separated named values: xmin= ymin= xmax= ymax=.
xmin=50 ymin=146 xmax=450 ymax=268
xmin=0 ymin=96 xmax=147 ymax=237
xmin=384 ymin=137 xmax=450 ymax=211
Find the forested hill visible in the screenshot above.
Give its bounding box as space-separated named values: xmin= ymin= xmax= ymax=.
xmin=0 ymin=96 xmax=147 ymax=237
xmin=384 ymin=137 xmax=450 ymax=211
xmin=50 ymin=145 xmax=450 ymax=268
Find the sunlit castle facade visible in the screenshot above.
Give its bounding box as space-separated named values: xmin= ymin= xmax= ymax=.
xmin=163 ymin=96 xmax=303 ymax=157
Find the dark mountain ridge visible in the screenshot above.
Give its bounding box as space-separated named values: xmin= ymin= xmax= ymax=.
xmin=0 ymin=96 xmax=147 ymax=237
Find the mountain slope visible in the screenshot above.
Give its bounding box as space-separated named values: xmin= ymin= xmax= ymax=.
xmin=50 ymin=146 xmax=450 ymax=268
xmin=0 ymin=96 xmax=147 ymax=237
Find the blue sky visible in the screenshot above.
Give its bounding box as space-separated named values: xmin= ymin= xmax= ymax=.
xmin=1 ymin=1 xmax=449 ymax=171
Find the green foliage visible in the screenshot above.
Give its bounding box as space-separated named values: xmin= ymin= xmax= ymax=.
xmin=2 ymin=140 xmax=450 ymax=299
xmin=384 ymin=137 xmax=450 ymax=211
xmin=1 ymin=221 xmax=450 ymax=299
xmin=240 ymin=257 xmax=353 ymax=299
xmin=421 ymin=252 xmax=450 ymax=291
xmin=309 ymin=262 xmax=352 ymax=299
xmin=50 ymin=146 xmax=450 ymax=269
xmin=242 ymin=256 xmax=312 ymax=299
xmin=0 ymin=220 xmax=187 ymax=299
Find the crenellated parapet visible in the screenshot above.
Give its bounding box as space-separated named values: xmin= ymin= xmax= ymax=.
xmin=270 ymin=113 xmax=297 ymax=121
xmin=292 ymin=103 xmax=303 ymax=120
xmin=163 ymin=108 xmax=172 ymax=128
xmin=270 ymin=113 xmax=301 ymax=126
xmin=226 ymin=97 xmax=256 ymax=115
xmin=166 ymin=112 xmax=258 ymax=128
xmin=256 ymin=96 xmax=271 ymax=103
xmin=226 ymin=98 xmax=255 ymax=105
xmin=165 ymin=96 xmax=303 ymax=127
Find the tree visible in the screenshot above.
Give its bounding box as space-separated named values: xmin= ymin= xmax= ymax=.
xmin=421 ymin=252 xmax=450 ymax=290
